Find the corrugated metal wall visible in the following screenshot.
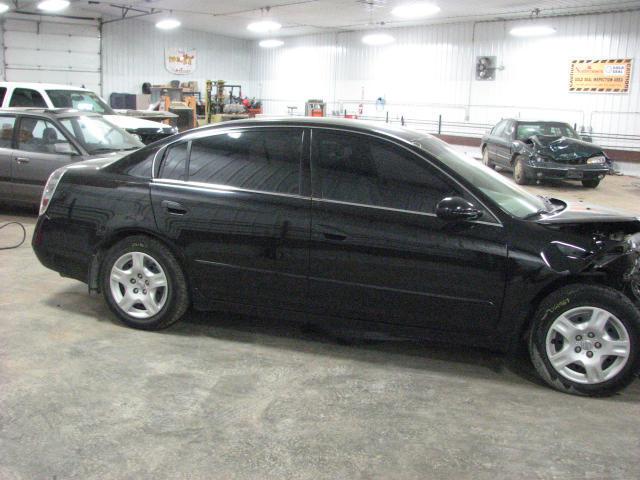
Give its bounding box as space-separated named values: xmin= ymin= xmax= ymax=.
xmin=102 ymin=18 xmax=251 ymax=100
xmin=248 ymin=10 xmax=640 ymax=150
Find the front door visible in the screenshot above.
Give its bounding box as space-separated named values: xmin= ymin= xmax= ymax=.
xmin=150 ymin=127 xmax=311 ymax=311
xmin=13 ymin=116 xmax=79 ymax=204
xmin=494 ymin=120 xmax=515 ymax=168
xmin=308 ymin=129 xmax=508 ymax=334
xmin=0 ymin=115 xmax=17 ymax=201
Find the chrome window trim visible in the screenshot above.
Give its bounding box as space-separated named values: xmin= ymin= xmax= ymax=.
xmin=151 ymin=123 xmax=503 ymax=227
xmin=152 ymin=178 xmax=502 ymax=228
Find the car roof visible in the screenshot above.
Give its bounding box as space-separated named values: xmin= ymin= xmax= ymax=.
xmin=0 ymin=107 xmax=101 ymax=118
xmin=505 ymin=118 xmax=572 ymax=125
xmin=0 ymin=81 xmax=91 ymax=92
xmin=183 ymin=116 xmax=431 ymax=143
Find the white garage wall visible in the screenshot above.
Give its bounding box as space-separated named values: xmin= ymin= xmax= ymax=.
xmin=101 ymin=18 xmax=251 ymax=101
xmin=248 ymin=10 xmax=640 ymax=151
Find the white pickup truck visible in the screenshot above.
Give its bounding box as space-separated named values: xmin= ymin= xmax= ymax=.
xmin=0 ymin=82 xmax=177 ymax=144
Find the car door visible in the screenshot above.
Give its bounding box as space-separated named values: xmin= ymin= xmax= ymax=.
xmin=13 ymin=116 xmax=81 ymax=204
xmin=493 ymin=120 xmax=515 ymax=168
xmin=485 ymin=120 xmax=506 ymax=163
xmin=0 ymin=114 xmax=17 ymax=201
xmin=308 ymin=129 xmax=508 ymax=334
xmin=150 ymin=127 xmax=312 ymax=311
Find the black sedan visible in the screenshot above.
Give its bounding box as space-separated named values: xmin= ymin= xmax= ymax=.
xmin=481 ymin=119 xmax=610 ymax=188
xmin=33 ymin=117 xmax=640 ymax=396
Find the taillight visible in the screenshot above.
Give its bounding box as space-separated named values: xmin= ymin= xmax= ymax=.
xmin=39 ymin=168 xmax=67 ymax=216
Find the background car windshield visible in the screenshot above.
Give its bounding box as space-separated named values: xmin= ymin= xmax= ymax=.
xmin=516 ymin=123 xmax=578 ymax=140
xmin=60 ymin=116 xmax=143 ymax=153
xmin=47 ymin=90 xmax=115 ymax=115
xmin=412 ymin=135 xmax=547 ymax=218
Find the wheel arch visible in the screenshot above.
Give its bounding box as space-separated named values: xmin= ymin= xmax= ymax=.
xmin=88 ymin=228 xmax=189 ymax=294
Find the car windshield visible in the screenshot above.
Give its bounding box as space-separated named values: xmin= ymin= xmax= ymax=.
xmin=46 ymin=89 xmax=115 ymax=115
xmin=60 ymin=115 xmax=143 ymax=154
xmin=410 ymin=134 xmax=550 ymax=219
xmin=516 ymin=122 xmax=579 ymax=140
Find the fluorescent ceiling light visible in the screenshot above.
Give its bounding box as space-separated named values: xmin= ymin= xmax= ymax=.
xmin=362 ymin=33 xmax=395 ymax=46
xmin=37 ymin=0 xmax=69 ymax=12
xmin=392 ymin=2 xmax=440 ymax=19
xmin=247 ymin=20 xmax=282 ymax=33
xmin=259 ymin=39 xmax=284 ymax=48
xmin=0 ymin=3 xmax=9 ymax=14
xmin=510 ymin=25 xmax=556 ymax=37
xmin=156 ymin=18 xmax=181 ymax=30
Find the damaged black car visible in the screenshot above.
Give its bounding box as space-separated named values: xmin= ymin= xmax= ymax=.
xmin=481 ymin=119 xmax=611 ymax=188
xmin=32 ymin=117 xmax=640 ymax=396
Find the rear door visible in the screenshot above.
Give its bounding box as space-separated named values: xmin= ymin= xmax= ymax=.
xmin=308 ymin=129 xmax=508 ymax=334
xmin=150 ymin=127 xmax=312 ymax=310
xmin=486 ymin=120 xmax=507 ymax=164
xmin=12 ymin=116 xmax=80 ymax=204
xmin=0 ymin=115 xmax=17 ymax=201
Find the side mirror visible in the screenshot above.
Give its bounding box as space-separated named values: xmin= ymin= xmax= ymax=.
xmin=436 ymin=196 xmax=483 ymax=221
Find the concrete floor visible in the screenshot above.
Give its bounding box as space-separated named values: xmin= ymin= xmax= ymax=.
xmin=2 ymin=174 xmax=640 ymax=479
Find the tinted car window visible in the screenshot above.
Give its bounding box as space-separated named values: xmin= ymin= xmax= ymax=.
xmin=312 ymin=131 xmax=458 ymax=214
xmin=187 ymin=129 xmax=302 ymax=195
xmin=9 ymin=88 xmax=47 ymax=108
xmin=160 ymin=142 xmax=189 ymax=180
xmin=0 ymin=116 xmax=16 ymax=149
xmin=17 ymin=118 xmax=75 ymax=155
xmin=0 ymin=87 xmax=7 ymax=106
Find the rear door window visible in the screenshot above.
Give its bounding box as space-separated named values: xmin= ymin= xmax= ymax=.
xmin=0 ymin=116 xmax=16 ymax=149
xmin=9 ymin=88 xmax=47 ymax=108
xmin=187 ymin=128 xmax=303 ymax=195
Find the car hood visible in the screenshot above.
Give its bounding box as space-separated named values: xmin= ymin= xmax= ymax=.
xmin=537 ymin=201 xmax=638 ymax=225
xmin=526 ymin=135 xmax=604 ymax=162
xmin=103 ymin=114 xmax=174 ymax=132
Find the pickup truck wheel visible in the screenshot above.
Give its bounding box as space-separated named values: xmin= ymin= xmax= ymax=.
xmin=513 ymin=156 xmax=529 ymax=185
xmin=101 ymin=235 xmax=189 ymax=330
xmin=482 ymin=147 xmax=495 ymax=169
xmin=582 ymin=179 xmax=600 ymax=188
xmin=529 ymin=284 xmax=640 ymax=396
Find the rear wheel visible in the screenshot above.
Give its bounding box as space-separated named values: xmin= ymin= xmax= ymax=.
xmin=482 ymin=147 xmax=495 ymax=169
xmin=529 ymin=284 xmax=639 ymax=396
xmin=101 ymin=235 xmax=189 ymax=330
xmin=582 ymin=179 xmax=600 ymax=188
xmin=513 ymin=156 xmax=529 ymax=185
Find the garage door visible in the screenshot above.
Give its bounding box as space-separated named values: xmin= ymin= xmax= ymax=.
xmin=3 ymin=18 xmax=101 ymax=93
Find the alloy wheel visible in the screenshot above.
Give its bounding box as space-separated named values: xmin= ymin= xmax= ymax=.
xmin=545 ymin=306 xmax=631 ymax=384
xmin=109 ymin=251 xmax=168 ymax=319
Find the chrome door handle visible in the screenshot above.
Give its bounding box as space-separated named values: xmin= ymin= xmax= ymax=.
xmin=15 ymin=157 xmax=30 ymax=164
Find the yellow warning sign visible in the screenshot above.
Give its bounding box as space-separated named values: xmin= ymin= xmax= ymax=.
xmin=570 ymin=59 xmax=632 ymax=93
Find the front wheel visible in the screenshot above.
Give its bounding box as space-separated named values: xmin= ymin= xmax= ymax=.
xmin=529 ymin=284 xmax=639 ymax=396
xmin=513 ymin=156 xmax=529 ymax=185
xmin=582 ymin=179 xmax=600 ymax=188
xmin=101 ymin=235 xmax=189 ymax=330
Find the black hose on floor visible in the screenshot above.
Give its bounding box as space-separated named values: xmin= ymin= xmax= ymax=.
xmin=0 ymin=222 xmax=27 ymax=250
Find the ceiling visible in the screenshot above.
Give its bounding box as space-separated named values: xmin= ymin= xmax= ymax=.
xmin=12 ymin=0 xmax=640 ymax=38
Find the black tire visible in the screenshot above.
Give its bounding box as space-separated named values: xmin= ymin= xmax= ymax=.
xmin=582 ymin=179 xmax=600 ymax=188
xmin=528 ymin=284 xmax=640 ymax=397
xmin=101 ymin=235 xmax=189 ymax=330
xmin=513 ymin=156 xmax=529 ymax=185
xmin=481 ymin=146 xmax=495 ymax=169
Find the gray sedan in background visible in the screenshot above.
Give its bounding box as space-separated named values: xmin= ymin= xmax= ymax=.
xmin=0 ymin=108 xmax=144 ymax=206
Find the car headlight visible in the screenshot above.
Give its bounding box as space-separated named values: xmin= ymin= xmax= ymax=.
xmin=587 ymin=155 xmax=606 ymax=164
xmin=629 ymin=232 xmax=640 ymax=252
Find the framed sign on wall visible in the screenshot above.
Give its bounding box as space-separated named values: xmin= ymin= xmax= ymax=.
xmin=165 ymin=48 xmax=197 ymax=75
xmin=569 ymin=59 xmax=632 ymax=93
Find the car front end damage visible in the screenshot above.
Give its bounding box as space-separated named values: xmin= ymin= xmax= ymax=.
xmin=519 ymin=135 xmax=611 ymax=181
xmin=540 ymin=221 xmax=640 ymax=305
